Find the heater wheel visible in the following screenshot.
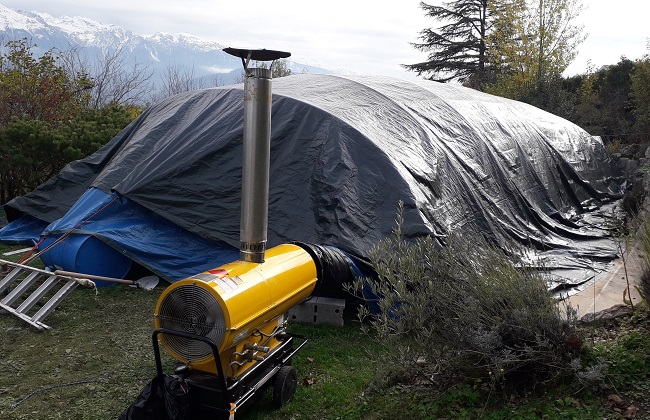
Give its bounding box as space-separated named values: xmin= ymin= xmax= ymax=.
xmin=272 ymin=365 xmax=297 ymax=408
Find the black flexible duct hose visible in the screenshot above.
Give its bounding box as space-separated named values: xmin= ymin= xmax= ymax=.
xmin=292 ymin=243 xmax=359 ymax=299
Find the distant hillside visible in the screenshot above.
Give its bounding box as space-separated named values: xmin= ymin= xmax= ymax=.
xmin=0 ymin=3 xmax=333 ymax=100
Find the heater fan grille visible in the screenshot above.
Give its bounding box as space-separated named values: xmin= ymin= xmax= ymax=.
xmin=155 ymin=282 xmax=226 ymax=362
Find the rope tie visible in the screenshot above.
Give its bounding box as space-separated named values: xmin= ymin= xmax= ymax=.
xmin=75 ymin=278 xmax=98 ymax=295
xmin=19 ymin=195 xmax=121 ymax=266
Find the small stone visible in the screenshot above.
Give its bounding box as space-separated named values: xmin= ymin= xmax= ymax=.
xmin=607 ymin=394 xmax=624 ymax=405
xmin=623 ymin=405 xmax=639 ymax=419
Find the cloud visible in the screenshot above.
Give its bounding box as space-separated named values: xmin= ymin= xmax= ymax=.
xmin=3 ymin=0 xmax=647 ymax=80
xmin=204 ymin=66 xmax=236 ymax=74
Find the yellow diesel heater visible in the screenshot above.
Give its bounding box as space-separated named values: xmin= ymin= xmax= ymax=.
xmin=154 ymin=243 xmax=317 ymax=376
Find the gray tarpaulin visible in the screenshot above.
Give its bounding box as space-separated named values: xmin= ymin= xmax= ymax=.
xmin=4 ymin=74 xmax=625 ymax=289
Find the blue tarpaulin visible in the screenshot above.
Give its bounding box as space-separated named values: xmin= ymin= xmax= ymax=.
xmin=40 ymin=188 xmax=239 ymax=281
xmin=0 ymin=214 xmax=47 ymax=244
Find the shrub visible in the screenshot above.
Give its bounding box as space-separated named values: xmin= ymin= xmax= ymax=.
xmin=348 ymin=203 xmax=582 ymax=390
xmin=637 ymin=217 xmax=650 ymax=305
xmin=622 ymin=185 xmax=644 ymax=217
xmin=605 ymin=138 xmax=623 ymax=155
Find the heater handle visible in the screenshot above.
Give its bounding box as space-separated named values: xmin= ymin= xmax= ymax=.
xmin=151 ymin=328 xmax=228 ymax=394
xmin=279 ymin=333 xmax=309 ymax=365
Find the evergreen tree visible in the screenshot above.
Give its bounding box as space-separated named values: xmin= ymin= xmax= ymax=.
xmin=0 ymin=105 xmax=137 ymax=202
xmin=404 ymin=0 xmax=493 ymax=89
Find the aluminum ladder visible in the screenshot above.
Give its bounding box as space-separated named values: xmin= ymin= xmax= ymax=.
xmin=0 ymin=259 xmax=85 ymax=330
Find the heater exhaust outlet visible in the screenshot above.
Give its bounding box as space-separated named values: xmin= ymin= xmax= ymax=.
xmin=239 ymin=67 xmax=272 ymax=263
xmin=223 ymin=47 xmax=291 ymax=264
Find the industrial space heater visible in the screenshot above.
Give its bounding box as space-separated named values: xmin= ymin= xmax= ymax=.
xmin=152 ymin=243 xmax=317 ymax=417
xmin=121 ymin=48 xmax=352 ymax=419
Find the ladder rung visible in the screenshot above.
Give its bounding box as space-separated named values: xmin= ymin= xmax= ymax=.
xmin=0 ymin=267 xmax=25 ymax=294
xmin=0 ymin=302 xmax=50 ymax=330
xmin=0 ymin=260 xmax=86 ymax=330
xmin=15 ymin=275 xmax=60 ymax=314
xmin=1 ymin=271 xmax=43 ymax=306
xmin=31 ymin=279 xmax=79 ymax=324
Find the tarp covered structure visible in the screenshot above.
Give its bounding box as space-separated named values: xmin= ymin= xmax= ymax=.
xmin=1 ymin=74 xmax=624 ymax=288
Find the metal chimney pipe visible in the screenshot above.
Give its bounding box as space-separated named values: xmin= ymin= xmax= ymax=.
xmin=223 ymin=48 xmax=291 ymax=263
xmin=239 ymin=67 xmax=272 ymax=263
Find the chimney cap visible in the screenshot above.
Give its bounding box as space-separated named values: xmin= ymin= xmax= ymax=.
xmin=223 ymin=48 xmax=291 ymax=62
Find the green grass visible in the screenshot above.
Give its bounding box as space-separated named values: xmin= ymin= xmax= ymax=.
xmin=1 ymin=241 xmax=649 ymax=419
xmin=0 ymin=280 xmax=379 ymax=419
xmin=0 ymin=285 xmax=166 ymax=419
xmin=246 ymin=322 xmax=381 ymax=419
xmin=1 ymin=284 xmax=649 ymax=419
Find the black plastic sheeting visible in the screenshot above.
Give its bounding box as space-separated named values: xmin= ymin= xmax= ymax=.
xmin=119 ymin=374 xmax=193 ymax=420
xmin=4 ymin=75 xmax=625 ymax=289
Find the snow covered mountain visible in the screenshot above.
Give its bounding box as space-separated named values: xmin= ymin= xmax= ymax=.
xmin=0 ymin=4 xmax=331 ymax=93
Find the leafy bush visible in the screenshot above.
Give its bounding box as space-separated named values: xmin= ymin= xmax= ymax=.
xmin=348 ymin=203 xmax=582 ymax=390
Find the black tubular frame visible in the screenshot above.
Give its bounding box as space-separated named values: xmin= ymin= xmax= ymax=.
xmin=151 ymin=328 xmax=309 ymax=410
xmin=152 ymin=328 xmax=228 ymax=395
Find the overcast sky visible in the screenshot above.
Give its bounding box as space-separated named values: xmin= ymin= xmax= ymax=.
xmin=2 ymin=0 xmax=648 ymax=79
